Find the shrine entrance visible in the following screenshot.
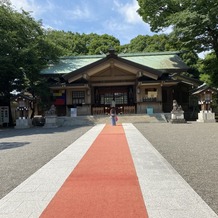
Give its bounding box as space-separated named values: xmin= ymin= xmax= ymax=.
xmin=162 ymin=87 xmax=174 ymax=112
xmin=92 ymin=86 xmax=136 ymax=115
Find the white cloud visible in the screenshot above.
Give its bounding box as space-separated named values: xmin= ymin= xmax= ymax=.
xmin=10 ymin=0 xmax=55 ymax=17
xmin=10 ymin=0 xmax=33 ymax=12
xmin=102 ymin=17 xmax=151 ymax=44
xmin=104 ymin=19 xmax=127 ymax=32
xmin=8 ymin=0 xmax=154 ymax=45
xmin=113 ymin=0 xmax=142 ymax=24
xmin=65 ymin=4 xmax=92 ymax=20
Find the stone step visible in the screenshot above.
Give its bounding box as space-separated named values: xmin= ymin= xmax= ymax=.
xmin=56 ymin=114 xmax=168 ymax=126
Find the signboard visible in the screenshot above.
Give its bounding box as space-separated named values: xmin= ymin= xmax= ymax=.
xmin=70 ymin=108 xmax=77 ymax=117
xmin=0 ymin=106 xmax=9 ymax=125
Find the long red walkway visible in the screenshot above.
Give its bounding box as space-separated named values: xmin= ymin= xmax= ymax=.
xmin=40 ymin=124 xmax=148 ymax=218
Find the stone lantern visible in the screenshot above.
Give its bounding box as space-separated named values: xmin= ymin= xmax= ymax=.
xmin=15 ymin=94 xmax=32 ymax=128
xmin=192 ymin=84 xmax=217 ymax=123
xmin=16 ymin=97 xmax=28 ymax=119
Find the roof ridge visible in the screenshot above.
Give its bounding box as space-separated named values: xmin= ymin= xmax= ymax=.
xmin=119 ymin=51 xmax=181 ymax=57
xmin=59 ymin=51 xmax=181 ymax=59
xmin=60 ymin=55 xmax=105 ymax=59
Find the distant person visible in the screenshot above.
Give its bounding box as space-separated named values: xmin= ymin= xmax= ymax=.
xmin=110 ymin=107 xmax=116 ymax=126
xmin=111 ymin=99 xmax=115 ymax=108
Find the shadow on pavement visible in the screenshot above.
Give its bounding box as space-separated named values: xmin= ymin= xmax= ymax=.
xmin=0 ymin=142 xmax=30 ymax=150
xmin=0 ymin=125 xmax=91 ymax=139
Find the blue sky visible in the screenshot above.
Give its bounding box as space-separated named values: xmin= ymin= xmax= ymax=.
xmin=10 ymin=0 xmax=154 ymax=45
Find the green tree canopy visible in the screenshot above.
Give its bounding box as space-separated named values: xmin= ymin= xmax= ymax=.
xmin=0 ymin=2 xmax=61 ymax=119
xmin=137 ymin=0 xmax=218 ymax=58
xmin=126 ymin=34 xmax=177 ymax=52
xmin=45 ymin=31 xmax=121 ymax=56
xmin=44 ymin=30 xmax=89 ymax=56
xmin=198 ymin=52 xmax=218 ymax=87
xmin=86 ymin=33 xmax=121 ymax=55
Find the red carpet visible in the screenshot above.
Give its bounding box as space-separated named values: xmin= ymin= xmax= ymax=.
xmin=40 ymin=124 xmax=148 ymax=218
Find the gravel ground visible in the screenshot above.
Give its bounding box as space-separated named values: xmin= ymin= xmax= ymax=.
xmin=0 ymin=126 xmax=92 ymax=199
xmin=0 ymin=122 xmax=218 ymax=215
xmin=134 ymin=122 xmax=218 ymax=215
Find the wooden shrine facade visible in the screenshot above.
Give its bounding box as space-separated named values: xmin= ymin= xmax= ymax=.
xmin=41 ymin=49 xmax=200 ymax=116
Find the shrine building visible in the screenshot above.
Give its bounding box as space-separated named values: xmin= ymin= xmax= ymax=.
xmin=40 ymin=48 xmax=201 ymax=116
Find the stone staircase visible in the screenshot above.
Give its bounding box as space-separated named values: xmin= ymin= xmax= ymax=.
xmin=56 ymin=113 xmax=168 ymax=127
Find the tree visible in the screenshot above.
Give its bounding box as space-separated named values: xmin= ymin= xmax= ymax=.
xmin=126 ymin=34 xmax=176 ymax=52
xmin=45 ymin=31 xmax=121 ymax=56
xmin=86 ymin=34 xmax=121 ymax=55
xmin=44 ymin=30 xmax=89 ymax=56
xmin=198 ymin=52 xmax=218 ymax=87
xmin=137 ymin=0 xmax=218 ymax=58
xmin=0 ymin=2 xmax=61 ymax=122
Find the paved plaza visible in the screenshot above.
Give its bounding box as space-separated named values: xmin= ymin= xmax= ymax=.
xmin=0 ymin=122 xmax=218 ymax=217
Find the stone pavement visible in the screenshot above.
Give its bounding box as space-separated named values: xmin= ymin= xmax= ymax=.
xmin=56 ymin=114 xmax=167 ymax=126
xmin=0 ymin=124 xmax=217 ymax=218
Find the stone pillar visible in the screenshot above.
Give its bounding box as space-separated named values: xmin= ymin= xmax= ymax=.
xmin=170 ymin=110 xmax=186 ymax=123
xmin=15 ymin=118 xmax=32 ymax=129
xmin=43 ymin=115 xmax=58 ymax=128
xmin=197 ymin=110 xmax=216 ymax=123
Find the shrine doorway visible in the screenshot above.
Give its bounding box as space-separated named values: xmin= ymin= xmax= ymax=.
xmin=92 ymin=86 xmax=135 ymax=114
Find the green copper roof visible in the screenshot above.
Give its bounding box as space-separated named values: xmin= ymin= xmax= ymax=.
xmin=41 ymin=55 xmax=104 ymax=75
xmin=40 ymin=52 xmax=189 ymax=75
xmin=121 ymin=53 xmax=189 ymax=70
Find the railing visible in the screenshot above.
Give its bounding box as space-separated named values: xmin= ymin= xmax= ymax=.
xmin=92 ymin=105 xmax=136 ymax=115
xmin=92 ymin=107 xmax=104 ymax=115
xmin=142 ymin=97 xmax=157 ymax=102
xmin=123 ymin=106 xmax=135 ymax=114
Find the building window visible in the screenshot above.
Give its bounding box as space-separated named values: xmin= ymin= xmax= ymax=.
xmin=100 ymin=93 xmax=128 ymax=105
xmin=102 ymin=93 xmax=113 ymax=105
xmin=72 ymin=91 xmax=85 ymax=104
xmin=115 ymin=92 xmax=128 ymax=104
